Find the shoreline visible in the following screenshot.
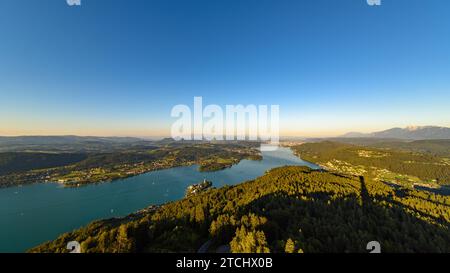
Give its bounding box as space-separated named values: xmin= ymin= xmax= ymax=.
xmin=0 ymin=153 xmax=263 ymax=190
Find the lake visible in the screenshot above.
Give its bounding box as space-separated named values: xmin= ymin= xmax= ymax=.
xmin=0 ymin=147 xmax=318 ymax=253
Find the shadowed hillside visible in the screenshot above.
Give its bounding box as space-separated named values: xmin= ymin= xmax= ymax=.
xmin=30 ymin=166 xmax=450 ymax=253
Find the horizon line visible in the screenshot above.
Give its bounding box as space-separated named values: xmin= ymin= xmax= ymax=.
xmin=1 ymin=125 xmax=449 ymax=140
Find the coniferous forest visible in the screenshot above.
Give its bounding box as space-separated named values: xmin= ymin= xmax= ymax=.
xmin=30 ymin=166 xmax=450 ymax=253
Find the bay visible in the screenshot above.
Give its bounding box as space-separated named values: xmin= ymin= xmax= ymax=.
xmin=0 ymin=147 xmax=318 ymax=253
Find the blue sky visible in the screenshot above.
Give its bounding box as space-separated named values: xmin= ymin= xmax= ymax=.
xmin=0 ymin=0 xmax=449 ymax=137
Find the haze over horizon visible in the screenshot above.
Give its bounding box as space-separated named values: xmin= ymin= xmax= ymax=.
xmin=1 ymin=0 xmax=449 ymax=137
xmin=1 ymin=125 xmax=450 ymax=140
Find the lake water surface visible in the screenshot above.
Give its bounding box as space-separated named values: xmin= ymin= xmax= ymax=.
xmin=0 ymin=147 xmax=318 ymax=253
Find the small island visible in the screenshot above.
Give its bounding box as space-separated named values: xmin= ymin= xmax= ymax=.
xmin=185 ymin=179 xmax=213 ymax=198
xmin=0 ymin=140 xmax=262 ymax=188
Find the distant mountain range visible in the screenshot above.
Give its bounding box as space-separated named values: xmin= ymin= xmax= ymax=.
xmin=0 ymin=136 xmax=153 ymax=153
xmin=341 ymin=126 xmax=450 ymax=140
xmin=0 ymin=135 xmax=143 ymax=145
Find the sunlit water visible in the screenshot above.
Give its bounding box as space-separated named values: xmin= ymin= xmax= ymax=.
xmin=0 ymin=147 xmax=318 ymax=253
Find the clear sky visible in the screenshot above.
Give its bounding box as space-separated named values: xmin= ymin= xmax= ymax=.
xmin=0 ymin=0 xmax=449 ymax=137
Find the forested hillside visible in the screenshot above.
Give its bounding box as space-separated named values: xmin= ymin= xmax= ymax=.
xmin=371 ymin=139 xmax=450 ymax=157
xmin=317 ymin=138 xmax=450 ymax=157
xmin=0 ymin=142 xmax=261 ymax=188
xmin=292 ymin=141 xmax=450 ymax=186
xmin=0 ymin=152 xmax=87 ymax=176
xmin=30 ymin=166 xmax=450 ymax=253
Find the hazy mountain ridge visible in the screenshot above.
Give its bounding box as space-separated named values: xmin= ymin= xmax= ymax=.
xmin=0 ymin=136 xmax=153 ymax=153
xmin=0 ymin=135 xmax=145 ymax=145
xmin=341 ymin=126 xmax=450 ymax=140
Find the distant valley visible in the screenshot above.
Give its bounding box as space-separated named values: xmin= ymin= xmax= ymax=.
xmin=1 ymin=129 xmax=450 ymax=253
xmin=0 ymin=137 xmax=262 ymax=188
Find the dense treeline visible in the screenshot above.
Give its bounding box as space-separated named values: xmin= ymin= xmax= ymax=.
xmin=292 ymin=141 xmax=450 ymax=185
xmin=318 ymin=139 xmax=450 ymax=157
xmin=30 ymin=166 xmax=450 ymax=253
xmin=0 ymin=152 xmax=87 ymax=176
xmin=371 ymin=139 xmax=450 ymax=157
